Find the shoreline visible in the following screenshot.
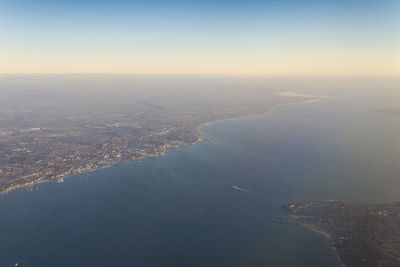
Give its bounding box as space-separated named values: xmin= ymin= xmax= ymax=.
xmin=0 ymin=135 xmax=208 ymax=196
xmin=302 ymin=223 xmax=331 ymax=239
xmin=301 ymin=224 xmax=345 ymax=267
xmin=1 ymin=90 xmax=325 ymax=196
xmin=198 ymin=90 xmax=330 ymax=134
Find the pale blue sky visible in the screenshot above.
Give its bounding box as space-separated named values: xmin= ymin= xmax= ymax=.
xmin=0 ymin=0 xmax=399 ymax=75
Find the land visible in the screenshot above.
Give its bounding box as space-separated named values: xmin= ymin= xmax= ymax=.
xmin=378 ymin=108 xmax=400 ymax=116
xmin=273 ymin=201 xmax=400 ymax=267
xmin=0 ymin=74 xmax=314 ymax=194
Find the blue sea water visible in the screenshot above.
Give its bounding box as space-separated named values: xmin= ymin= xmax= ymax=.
xmin=0 ymin=86 xmax=399 ymax=266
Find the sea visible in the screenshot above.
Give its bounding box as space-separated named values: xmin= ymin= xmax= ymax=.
xmin=0 ymin=83 xmax=399 ymax=266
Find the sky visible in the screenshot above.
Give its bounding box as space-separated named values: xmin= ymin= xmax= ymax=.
xmin=0 ymin=0 xmax=399 ymax=76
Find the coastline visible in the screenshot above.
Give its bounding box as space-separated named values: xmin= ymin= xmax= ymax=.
xmin=1 ymin=90 xmax=326 ymax=196
xmin=197 ymin=90 xmax=330 ymax=135
xmin=301 ymin=224 xmax=345 ymax=267
xmin=0 ymin=135 xmax=208 ymax=196
xmin=302 ymin=223 xmax=331 ymax=239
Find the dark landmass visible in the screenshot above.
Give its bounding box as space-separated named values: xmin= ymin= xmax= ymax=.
xmin=0 ymin=75 xmax=315 ymax=194
xmin=273 ymin=201 xmax=400 ymax=267
xmin=378 ymin=108 xmax=400 ymax=116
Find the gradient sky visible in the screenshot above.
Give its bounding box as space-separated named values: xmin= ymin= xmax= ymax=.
xmin=0 ymin=0 xmax=399 ymax=76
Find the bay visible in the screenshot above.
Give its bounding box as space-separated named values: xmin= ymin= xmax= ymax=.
xmin=1 ymin=85 xmax=399 ymax=266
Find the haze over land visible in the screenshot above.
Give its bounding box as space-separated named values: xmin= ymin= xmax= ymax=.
xmin=0 ymin=75 xmax=317 ymax=193
xmin=0 ymin=77 xmax=399 ymax=266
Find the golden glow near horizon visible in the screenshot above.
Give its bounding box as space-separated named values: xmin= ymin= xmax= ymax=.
xmin=2 ymin=46 xmax=398 ymax=77
xmin=0 ymin=0 xmax=399 ymax=77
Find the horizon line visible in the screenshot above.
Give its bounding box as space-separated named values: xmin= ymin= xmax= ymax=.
xmin=0 ymin=73 xmax=399 ymax=79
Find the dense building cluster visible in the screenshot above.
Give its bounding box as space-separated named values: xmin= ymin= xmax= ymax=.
xmin=0 ymin=124 xmax=202 ymax=194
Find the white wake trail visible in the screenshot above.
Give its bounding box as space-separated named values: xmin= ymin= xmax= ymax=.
xmin=232 ymin=185 xmax=256 ymax=194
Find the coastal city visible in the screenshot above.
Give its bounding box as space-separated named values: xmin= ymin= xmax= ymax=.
xmin=274 ymin=201 xmax=400 ymax=267
xmin=0 ymin=75 xmax=309 ymax=194
xmin=0 ymin=124 xmax=204 ymax=194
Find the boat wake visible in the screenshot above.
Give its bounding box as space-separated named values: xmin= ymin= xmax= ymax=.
xmin=232 ymin=185 xmax=256 ymax=194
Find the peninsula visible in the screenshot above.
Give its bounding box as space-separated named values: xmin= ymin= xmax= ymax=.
xmin=273 ymin=201 xmax=400 ymax=267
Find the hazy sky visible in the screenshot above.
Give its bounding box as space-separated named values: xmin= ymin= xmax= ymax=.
xmin=0 ymin=0 xmax=399 ymax=76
